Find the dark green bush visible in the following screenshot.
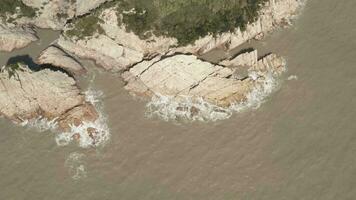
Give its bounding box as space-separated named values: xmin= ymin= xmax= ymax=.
xmin=67 ymin=0 xmax=268 ymax=45
xmin=0 ymin=0 xmax=36 ymax=19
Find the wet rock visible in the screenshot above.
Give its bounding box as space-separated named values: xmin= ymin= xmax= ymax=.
xmin=123 ymin=51 xmax=286 ymax=108
xmin=0 ymin=24 xmax=38 ymax=52
xmin=0 ymin=63 xmax=99 ymax=138
xmin=37 ymin=45 xmax=86 ymax=76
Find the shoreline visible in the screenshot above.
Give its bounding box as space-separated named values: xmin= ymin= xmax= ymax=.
xmin=0 ymin=0 xmax=306 ymax=147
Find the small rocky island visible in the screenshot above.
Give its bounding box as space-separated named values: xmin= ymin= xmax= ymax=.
xmin=0 ymin=0 xmax=305 ymax=146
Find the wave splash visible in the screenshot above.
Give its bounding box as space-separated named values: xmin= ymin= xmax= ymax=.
xmin=56 ymin=89 xmax=110 ymax=148
xmin=146 ymin=72 xmax=280 ymax=122
xmin=20 ymin=89 xmax=110 ymax=148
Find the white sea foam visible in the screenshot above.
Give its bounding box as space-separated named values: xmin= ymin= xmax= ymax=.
xmin=287 ymin=75 xmax=298 ymax=81
xmin=146 ymin=71 xmax=280 ymax=122
xmin=65 ymin=152 xmax=87 ymax=180
xmin=20 ymin=117 xmax=58 ymax=132
xmin=56 ymin=88 xmax=110 ymax=148
xmin=19 ymin=88 xmax=110 ymax=148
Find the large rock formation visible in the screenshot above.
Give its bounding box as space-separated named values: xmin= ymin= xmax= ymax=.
xmin=37 ymin=45 xmax=86 ymax=76
xmin=57 ymin=35 xmax=144 ymax=71
xmin=19 ymin=0 xmax=76 ymax=30
xmin=58 ymin=0 xmax=304 ymax=69
xmin=0 ymin=63 xmax=101 ymax=145
xmin=0 ymin=24 xmax=38 ymax=52
xmin=123 ymin=50 xmax=286 ymax=108
xmin=75 ymin=0 xmax=110 ymax=16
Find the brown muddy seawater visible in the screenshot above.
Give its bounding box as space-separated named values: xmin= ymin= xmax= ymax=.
xmin=1 ymin=0 xmax=356 ymax=199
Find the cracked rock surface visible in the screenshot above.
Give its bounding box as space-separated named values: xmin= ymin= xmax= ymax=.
xmin=0 ymin=64 xmax=98 ymax=132
xmin=37 ymin=45 xmax=86 ymax=76
xmin=0 ymin=24 xmax=38 ymax=52
xmin=123 ymin=51 xmax=286 ymax=107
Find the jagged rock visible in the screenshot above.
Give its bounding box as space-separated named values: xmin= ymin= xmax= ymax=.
xmin=76 ymin=0 xmax=110 ymax=16
xmin=0 ymin=24 xmax=38 ymax=52
xmin=57 ymin=35 xmax=144 ymax=71
xmin=37 ymin=45 xmax=86 ymax=76
xmin=0 ymin=63 xmax=99 ymax=139
xmin=59 ymin=0 xmax=303 ymax=69
xmin=123 ymin=52 xmax=286 ymax=107
xmin=219 ymin=50 xmax=258 ymax=67
xmin=57 ymin=103 xmax=99 ymax=131
xmin=177 ymin=0 xmax=305 ymax=55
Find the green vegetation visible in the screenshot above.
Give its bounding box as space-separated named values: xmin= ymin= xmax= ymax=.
xmin=66 ymin=15 xmax=105 ymax=39
xmin=1 ymin=62 xmax=25 ymax=81
xmin=0 ymin=0 xmax=36 ymax=21
xmin=67 ymin=0 xmax=268 ymax=45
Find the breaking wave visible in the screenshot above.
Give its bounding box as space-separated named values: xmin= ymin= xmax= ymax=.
xmin=55 ymin=89 xmax=110 ymax=148
xmin=20 ymin=88 xmax=110 ymax=148
xmin=20 ymin=117 xmax=58 ymax=132
xmin=146 ymin=72 xmax=280 ymax=122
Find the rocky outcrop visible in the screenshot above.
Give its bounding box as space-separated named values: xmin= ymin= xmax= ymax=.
xmin=20 ymin=0 xmax=76 ymax=30
xmin=57 ymin=35 xmax=144 ymax=71
xmin=0 ymin=63 xmax=100 ymax=144
xmin=177 ymin=0 xmax=305 ymax=55
xmin=123 ymin=50 xmax=286 ymax=108
xmin=58 ymin=0 xmax=304 ymax=68
xmin=37 ymin=45 xmax=86 ymax=76
xmin=0 ymin=24 xmax=38 ymax=52
xmin=76 ymin=0 xmax=110 ymax=16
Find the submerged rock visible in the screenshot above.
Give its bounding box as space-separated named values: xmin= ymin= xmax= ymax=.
xmin=123 ymin=51 xmax=286 ymax=110
xmin=37 ymin=45 xmax=86 ymax=76
xmin=0 ymin=63 xmax=102 ymax=146
xmin=0 ymin=24 xmax=38 ymax=52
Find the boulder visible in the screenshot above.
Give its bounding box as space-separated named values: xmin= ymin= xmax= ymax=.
xmin=0 ymin=63 xmax=101 ymax=144
xmin=0 ymin=24 xmax=38 ymax=52
xmin=37 ymin=45 xmax=86 ymax=76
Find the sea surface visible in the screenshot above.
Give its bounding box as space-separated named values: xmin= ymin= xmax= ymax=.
xmin=1 ymin=0 xmax=356 ymax=199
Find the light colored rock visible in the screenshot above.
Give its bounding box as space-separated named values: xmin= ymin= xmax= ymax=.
xmin=0 ymin=63 xmax=99 ymax=138
xmin=20 ymin=0 xmax=76 ymax=30
xmin=57 ymin=35 xmax=144 ymax=71
xmin=178 ymin=0 xmax=305 ymax=55
xmin=0 ymin=24 xmax=38 ymax=52
xmin=37 ymin=45 xmax=86 ymax=76
xmin=59 ymin=0 xmax=303 ymax=70
xmin=219 ymin=50 xmax=258 ymax=67
xmin=123 ymin=52 xmax=286 ymax=107
xmin=76 ymin=0 xmax=110 ymax=16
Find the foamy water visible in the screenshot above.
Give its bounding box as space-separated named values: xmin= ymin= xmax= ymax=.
xmin=19 ymin=88 xmax=110 ymax=148
xmin=146 ymin=70 xmax=281 ymax=122
xmin=56 ymin=88 xmax=110 ymax=148
xmin=64 ymin=152 xmax=87 ymax=180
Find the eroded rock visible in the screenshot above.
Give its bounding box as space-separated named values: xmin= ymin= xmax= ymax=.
xmin=0 ymin=24 xmax=38 ymax=52
xmin=37 ymin=45 xmax=86 ymax=76
xmin=123 ymin=51 xmax=286 ymax=108
xmin=20 ymin=0 xmax=76 ymax=30
xmin=58 ymin=0 xmax=304 ymax=68
xmin=0 ymin=63 xmax=102 ymax=145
